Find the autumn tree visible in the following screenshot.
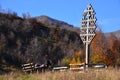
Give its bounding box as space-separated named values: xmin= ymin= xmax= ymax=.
xmin=107 ymin=33 xmax=120 ymax=66
xmin=90 ymin=30 xmax=108 ymax=64
xmin=70 ymin=50 xmax=85 ymax=68
xmin=70 ymin=50 xmax=84 ymax=64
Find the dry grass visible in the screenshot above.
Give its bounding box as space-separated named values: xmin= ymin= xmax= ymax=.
xmin=0 ymin=68 xmax=120 ymax=80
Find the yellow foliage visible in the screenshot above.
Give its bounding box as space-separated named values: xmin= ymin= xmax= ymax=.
xmin=91 ymin=53 xmax=106 ymax=64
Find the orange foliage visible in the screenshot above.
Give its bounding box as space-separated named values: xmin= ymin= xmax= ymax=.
xmin=108 ymin=33 xmax=120 ymax=65
xmin=91 ymin=30 xmax=120 ymax=66
xmin=70 ymin=50 xmax=84 ymax=64
xmin=91 ymin=30 xmax=108 ymax=64
xmin=91 ymin=31 xmax=107 ymax=54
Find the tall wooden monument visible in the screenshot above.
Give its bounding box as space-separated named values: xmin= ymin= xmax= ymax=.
xmin=80 ymin=4 xmax=97 ymax=68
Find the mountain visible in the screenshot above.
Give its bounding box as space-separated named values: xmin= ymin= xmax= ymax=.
xmin=105 ymin=30 xmax=120 ymax=39
xmin=36 ymin=15 xmax=120 ymax=39
xmin=35 ymin=15 xmax=80 ymax=33
xmin=35 ymin=15 xmax=74 ymax=28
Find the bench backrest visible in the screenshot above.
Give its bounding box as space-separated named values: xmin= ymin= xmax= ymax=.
xmin=22 ymin=63 xmax=34 ymax=73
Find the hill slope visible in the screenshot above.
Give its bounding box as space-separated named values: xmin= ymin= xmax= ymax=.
xmin=36 ymin=15 xmax=74 ymax=28
xmin=0 ymin=13 xmax=83 ymax=69
xmin=105 ymin=30 xmax=120 ymax=39
xmin=35 ymin=15 xmax=80 ymax=33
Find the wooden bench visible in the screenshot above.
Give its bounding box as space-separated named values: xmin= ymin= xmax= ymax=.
xmin=69 ymin=63 xmax=85 ymax=71
xmin=22 ymin=63 xmax=35 ymax=73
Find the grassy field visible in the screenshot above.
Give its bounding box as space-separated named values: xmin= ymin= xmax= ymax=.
xmin=0 ymin=68 xmax=120 ymax=80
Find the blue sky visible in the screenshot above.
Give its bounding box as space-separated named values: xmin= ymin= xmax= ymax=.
xmin=0 ymin=0 xmax=120 ymax=32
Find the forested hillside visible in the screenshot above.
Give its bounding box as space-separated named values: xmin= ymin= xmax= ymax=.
xmin=0 ymin=13 xmax=83 ymax=69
